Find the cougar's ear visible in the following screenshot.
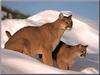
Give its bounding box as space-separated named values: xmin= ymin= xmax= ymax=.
xmin=67 ymin=15 xmax=72 ymax=19
xmin=84 ymin=45 xmax=88 ymax=48
xmin=76 ymin=44 xmax=82 ymax=48
xmin=59 ymin=13 xmax=64 ymax=19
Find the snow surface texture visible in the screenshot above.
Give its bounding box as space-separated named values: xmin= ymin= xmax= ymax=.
xmin=1 ymin=49 xmax=85 ymax=74
xmin=1 ymin=10 xmax=99 ymax=74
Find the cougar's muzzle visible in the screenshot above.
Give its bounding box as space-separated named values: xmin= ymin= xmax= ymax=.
xmin=80 ymin=52 xmax=86 ymax=58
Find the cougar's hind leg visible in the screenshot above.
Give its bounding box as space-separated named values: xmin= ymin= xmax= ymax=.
xmin=22 ymin=39 xmax=31 ymax=56
xmin=5 ymin=39 xmax=25 ymax=53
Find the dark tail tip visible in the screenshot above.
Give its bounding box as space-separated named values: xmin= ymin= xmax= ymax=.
xmin=5 ymin=31 xmax=12 ymax=38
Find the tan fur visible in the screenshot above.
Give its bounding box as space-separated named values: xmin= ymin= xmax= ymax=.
xmin=56 ymin=43 xmax=88 ymax=70
xmin=5 ymin=13 xmax=73 ymax=66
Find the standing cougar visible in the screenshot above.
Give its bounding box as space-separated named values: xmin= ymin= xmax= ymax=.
xmin=5 ymin=13 xmax=73 ymax=66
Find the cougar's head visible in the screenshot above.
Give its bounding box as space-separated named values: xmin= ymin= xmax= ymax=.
xmin=58 ymin=13 xmax=73 ymax=30
xmin=75 ymin=44 xmax=88 ymax=58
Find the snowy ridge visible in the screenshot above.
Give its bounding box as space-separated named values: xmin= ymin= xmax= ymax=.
xmin=1 ymin=10 xmax=99 ymax=74
xmin=28 ymin=10 xmax=72 ymax=22
xmin=1 ymin=49 xmax=86 ymax=74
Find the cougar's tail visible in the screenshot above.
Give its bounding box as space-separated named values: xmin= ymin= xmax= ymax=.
xmin=5 ymin=31 xmax=12 ymax=39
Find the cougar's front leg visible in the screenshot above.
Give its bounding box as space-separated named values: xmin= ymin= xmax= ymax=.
xmin=66 ymin=65 xmax=70 ymax=70
xmin=42 ymin=49 xmax=53 ymax=66
xmin=67 ymin=61 xmax=74 ymax=70
xmin=66 ymin=64 xmax=72 ymax=70
xmin=57 ymin=59 xmax=66 ymax=70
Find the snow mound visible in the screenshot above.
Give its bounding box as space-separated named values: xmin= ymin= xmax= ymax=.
xmin=28 ymin=10 xmax=72 ymax=23
xmin=1 ymin=49 xmax=85 ymax=74
xmin=81 ymin=67 xmax=99 ymax=74
xmin=1 ymin=10 xmax=99 ymax=74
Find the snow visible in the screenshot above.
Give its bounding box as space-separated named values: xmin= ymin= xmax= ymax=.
xmin=1 ymin=10 xmax=99 ymax=74
xmin=1 ymin=49 xmax=85 ymax=74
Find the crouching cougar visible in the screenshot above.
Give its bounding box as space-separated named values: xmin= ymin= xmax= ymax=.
xmin=5 ymin=13 xmax=73 ymax=66
xmin=52 ymin=41 xmax=88 ymax=70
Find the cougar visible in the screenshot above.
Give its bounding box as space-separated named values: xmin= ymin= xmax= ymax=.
xmin=5 ymin=13 xmax=73 ymax=66
xmin=52 ymin=41 xmax=88 ymax=70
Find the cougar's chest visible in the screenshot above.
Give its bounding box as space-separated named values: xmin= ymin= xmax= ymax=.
xmin=52 ymin=40 xmax=60 ymax=52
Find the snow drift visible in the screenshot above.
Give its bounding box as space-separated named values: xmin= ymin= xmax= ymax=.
xmin=1 ymin=49 xmax=86 ymax=74
xmin=1 ymin=10 xmax=99 ymax=74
